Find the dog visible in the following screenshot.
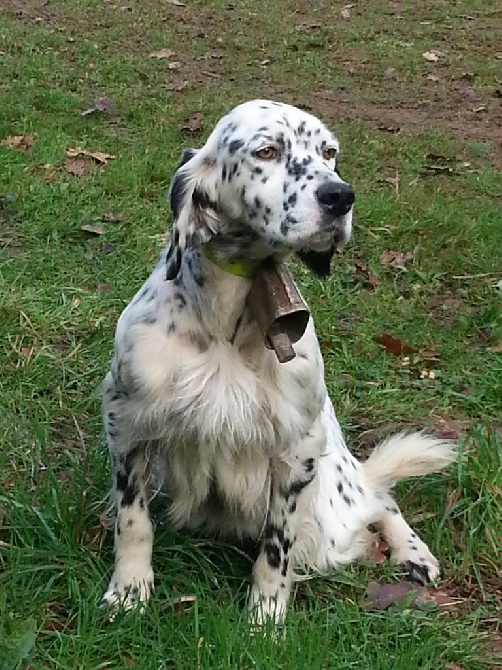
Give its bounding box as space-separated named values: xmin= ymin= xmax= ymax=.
xmin=100 ymin=99 xmax=455 ymax=626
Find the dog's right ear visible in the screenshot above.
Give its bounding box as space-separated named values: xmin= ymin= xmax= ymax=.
xmin=165 ymin=148 xmax=219 ymax=280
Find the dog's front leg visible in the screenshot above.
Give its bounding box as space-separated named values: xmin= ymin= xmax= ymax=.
xmin=249 ymin=422 xmax=323 ymax=628
xmin=100 ymin=374 xmax=154 ymax=611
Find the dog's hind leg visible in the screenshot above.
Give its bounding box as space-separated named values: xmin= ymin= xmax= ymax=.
xmin=378 ymin=501 xmax=440 ymax=584
xmin=100 ymin=372 xmax=154 ymax=611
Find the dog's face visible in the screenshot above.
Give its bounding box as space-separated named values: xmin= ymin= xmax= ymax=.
xmin=166 ymin=100 xmax=354 ymax=278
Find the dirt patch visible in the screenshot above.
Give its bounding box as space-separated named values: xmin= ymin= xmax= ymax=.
xmin=306 ymin=91 xmax=502 ymax=147
xmin=2 ymin=0 xmax=56 ymax=26
xmin=5 ymin=0 xmax=500 ymax=155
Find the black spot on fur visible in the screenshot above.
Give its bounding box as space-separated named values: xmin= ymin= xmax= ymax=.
xmin=228 ymin=139 xmax=244 ymax=155
xmin=288 ymin=474 xmax=314 ymax=498
xmin=174 ymin=292 xmax=187 ymax=309
xmin=403 ymin=561 xmax=432 ymax=585
xmin=264 ymin=542 xmax=281 ymax=569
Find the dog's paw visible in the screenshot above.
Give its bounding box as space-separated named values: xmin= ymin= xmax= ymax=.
xmin=248 ymin=586 xmax=287 ymax=633
xmin=391 ymin=539 xmax=440 ymax=584
xmin=100 ymin=567 xmax=154 ymax=613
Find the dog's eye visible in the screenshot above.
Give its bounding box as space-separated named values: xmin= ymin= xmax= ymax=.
xmin=322 ymin=147 xmax=337 ymax=161
xmin=254 ymin=146 xmax=277 ymax=160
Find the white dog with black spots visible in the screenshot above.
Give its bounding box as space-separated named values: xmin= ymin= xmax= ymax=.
xmin=100 ymin=99 xmax=456 ymax=626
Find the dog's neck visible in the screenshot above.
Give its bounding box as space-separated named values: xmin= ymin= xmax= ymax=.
xmin=178 ymin=246 xmax=257 ymax=344
xmin=202 ymin=242 xmax=262 ymax=280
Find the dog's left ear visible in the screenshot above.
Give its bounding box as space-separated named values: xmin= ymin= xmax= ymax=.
xmin=296 ymin=246 xmax=336 ymax=278
xmin=165 ymin=149 xmax=219 ymax=280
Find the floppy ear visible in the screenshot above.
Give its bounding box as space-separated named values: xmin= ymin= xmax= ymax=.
xmin=165 ymin=149 xmax=219 ymax=280
xmin=296 ymin=245 xmax=336 ymax=278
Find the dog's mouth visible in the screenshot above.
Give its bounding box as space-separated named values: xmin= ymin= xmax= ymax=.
xmin=298 ymin=222 xmax=349 ymax=253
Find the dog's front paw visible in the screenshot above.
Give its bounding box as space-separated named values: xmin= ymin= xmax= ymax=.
xmin=100 ymin=566 xmax=154 ymax=613
xmin=248 ymin=585 xmax=287 ymax=632
xmin=391 ymin=539 xmax=440 ymax=584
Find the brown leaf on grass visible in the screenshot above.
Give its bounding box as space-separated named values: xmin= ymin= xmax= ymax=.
xmin=64 ymin=157 xmax=93 ymax=176
xmin=354 ymin=256 xmax=380 ymax=289
xmin=166 ymin=80 xmax=189 ymax=92
xmin=374 ymin=332 xmax=417 ymax=356
xmin=81 ymin=224 xmax=106 ymax=235
xmin=363 ymin=580 xmax=460 ymax=611
xmin=20 ymin=346 xmax=36 ymax=364
xmin=180 ymin=112 xmax=202 ymax=133
xmin=1 ymin=134 xmax=35 ymax=152
xmin=431 ymin=415 xmax=471 ymax=440
xmin=160 ymin=594 xmax=197 ymax=612
xmin=66 ymin=147 xmax=115 ymax=164
xmin=166 ymin=0 xmax=185 ymax=5
xmin=101 ymin=211 xmax=122 ymax=222
xmin=168 ymin=61 xmax=181 ymax=70
xmin=81 ymin=96 xmax=114 ymax=116
xmin=149 ymin=48 xmax=176 ymax=59
xmin=422 ymin=50 xmax=443 ymax=62
xmin=487 ymin=341 xmax=502 ymax=353
xmin=377 ymin=125 xmax=401 ymax=133
xmin=366 ymin=539 xmax=390 ymax=565
xmin=380 ymin=249 xmax=414 ymax=270
xmin=384 ymin=67 xmax=397 ymax=80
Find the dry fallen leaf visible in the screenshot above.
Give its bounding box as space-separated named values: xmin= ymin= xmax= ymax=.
xmin=353 ymin=256 xmax=380 ymax=289
xmin=384 ymin=67 xmax=397 ymax=80
xmin=20 ymin=346 xmax=35 ymax=364
xmin=377 ymin=124 xmax=401 ymax=134
xmin=168 ymin=61 xmax=181 ymax=70
xmin=180 ymin=112 xmax=203 ymax=133
xmin=422 ymin=50 xmax=442 ymax=62
xmin=149 ymin=48 xmax=176 ymax=59
xmin=366 ymin=539 xmax=390 ymax=565
xmin=160 ymin=594 xmax=196 ymax=612
xmin=166 ymin=80 xmax=189 ymax=92
xmin=64 ymin=157 xmax=93 ymax=176
xmin=340 ymin=7 xmax=351 ymax=19
xmin=166 ymin=0 xmax=185 ymax=5
xmin=66 ymin=147 xmax=115 ymax=164
xmin=81 ymin=224 xmax=106 ymax=235
xmin=363 ymin=580 xmax=460 ymax=611
xmin=432 ymin=416 xmax=470 ymax=440
xmin=81 ymin=96 xmax=114 ymax=116
xmin=1 ymin=134 xmax=35 ymax=152
xmin=374 ymin=332 xmax=417 ymax=356
xmin=101 ymin=211 xmax=122 ymax=222
xmin=380 ymin=249 xmax=414 ymax=269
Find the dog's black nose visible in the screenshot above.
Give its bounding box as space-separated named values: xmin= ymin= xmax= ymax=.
xmin=316 ymin=181 xmax=355 ymax=217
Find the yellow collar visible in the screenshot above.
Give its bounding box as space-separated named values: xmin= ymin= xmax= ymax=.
xmin=202 ymin=243 xmax=261 ymax=279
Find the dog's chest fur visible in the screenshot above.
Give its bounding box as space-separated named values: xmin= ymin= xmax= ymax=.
xmin=114 ymin=260 xmax=326 ymax=535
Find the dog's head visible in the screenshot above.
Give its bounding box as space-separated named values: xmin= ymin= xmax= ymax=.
xmin=165 ymin=100 xmax=354 ymax=279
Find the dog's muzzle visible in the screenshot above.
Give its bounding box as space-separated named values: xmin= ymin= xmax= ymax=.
xmin=316 ymin=181 xmax=355 ymax=218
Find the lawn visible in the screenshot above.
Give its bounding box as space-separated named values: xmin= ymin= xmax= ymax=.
xmin=0 ymin=0 xmax=501 ymax=668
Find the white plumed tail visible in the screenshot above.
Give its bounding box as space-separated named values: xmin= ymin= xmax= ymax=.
xmin=362 ymin=432 xmax=456 ymax=489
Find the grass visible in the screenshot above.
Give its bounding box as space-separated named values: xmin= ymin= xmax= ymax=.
xmin=1 ymin=0 xmax=501 ymax=668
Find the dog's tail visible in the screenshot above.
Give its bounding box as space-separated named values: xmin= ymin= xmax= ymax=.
xmin=362 ymin=432 xmax=456 ymax=489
